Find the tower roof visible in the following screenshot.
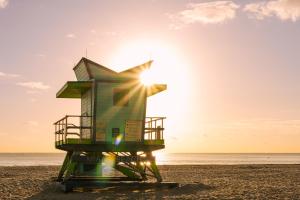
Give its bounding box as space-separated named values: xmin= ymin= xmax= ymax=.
xmin=57 ymin=57 xmax=166 ymax=98
xmin=73 ymin=57 xmax=152 ymax=81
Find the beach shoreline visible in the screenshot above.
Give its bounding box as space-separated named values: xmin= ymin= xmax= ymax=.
xmin=0 ymin=165 xmax=299 ymax=199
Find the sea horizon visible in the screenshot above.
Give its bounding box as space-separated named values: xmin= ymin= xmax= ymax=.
xmin=0 ymin=153 xmax=299 ymax=166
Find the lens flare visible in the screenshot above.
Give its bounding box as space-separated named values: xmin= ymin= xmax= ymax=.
xmin=102 ymin=155 xmax=116 ymax=176
xmin=115 ymin=134 xmax=123 ymax=145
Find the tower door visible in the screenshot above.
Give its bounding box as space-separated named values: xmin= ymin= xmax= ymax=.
xmin=81 ymin=89 xmax=92 ymax=140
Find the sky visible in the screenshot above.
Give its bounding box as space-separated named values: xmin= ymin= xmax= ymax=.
xmin=0 ymin=0 xmax=300 ymax=153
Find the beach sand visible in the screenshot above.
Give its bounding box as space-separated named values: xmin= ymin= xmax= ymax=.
xmin=0 ymin=165 xmax=300 ymax=199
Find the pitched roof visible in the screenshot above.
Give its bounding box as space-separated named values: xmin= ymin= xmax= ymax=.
xmin=119 ymin=60 xmax=153 ymax=75
xmin=73 ymin=57 xmax=118 ymax=74
xmin=73 ymin=57 xmax=153 ymax=81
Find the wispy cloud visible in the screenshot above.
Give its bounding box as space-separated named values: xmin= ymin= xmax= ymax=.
xmin=26 ymin=90 xmax=40 ymax=94
xmin=169 ymin=1 xmax=239 ymax=29
xmin=103 ymin=31 xmax=118 ymax=36
xmin=27 ymin=120 xmax=38 ymax=126
xmin=17 ymin=81 xmax=50 ymax=90
xmin=35 ymin=53 xmax=46 ymax=58
xmin=0 ymin=71 xmax=20 ymax=78
xmin=0 ymin=0 xmax=8 ymax=9
xmin=66 ymin=33 xmax=76 ymax=39
xmin=244 ymin=0 xmax=300 ymax=21
xmin=169 ymin=136 xmax=178 ymax=141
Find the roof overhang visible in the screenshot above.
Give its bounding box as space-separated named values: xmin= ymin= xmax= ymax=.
xmin=146 ymin=84 xmax=167 ymax=97
xmin=56 ymin=81 xmax=93 ymax=98
xmin=119 ymin=60 xmax=153 ymax=80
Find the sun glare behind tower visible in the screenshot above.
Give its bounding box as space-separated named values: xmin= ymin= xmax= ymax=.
xmin=54 ymin=57 xmax=173 ymax=191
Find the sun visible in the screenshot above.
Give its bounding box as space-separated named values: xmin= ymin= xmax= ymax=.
xmin=139 ymin=69 xmax=154 ymax=86
xmin=107 ymin=39 xmax=192 ymax=144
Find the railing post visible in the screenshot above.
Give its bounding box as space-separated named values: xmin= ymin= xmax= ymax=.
xmin=59 ymin=121 xmax=61 ymax=144
xmin=90 ymin=116 xmax=92 ymax=140
xmin=54 ymin=115 xmax=93 ymax=145
xmin=161 ymin=118 xmax=164 ymax=140
xmin=64 ymin=116 xmax=67 ymax=143
xmin=155 ymin=120 xmax=157 ymax=140
xmin=55 ymin=124 xmax=57 ymax=145
xmin=150 ymin=118 xmax=152 ymax=140
xmin=80 ymin=116 xmax=82 ymax=141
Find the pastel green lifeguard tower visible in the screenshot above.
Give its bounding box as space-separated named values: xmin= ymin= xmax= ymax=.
xmin=54 ymin=57 xmax=167 ymax=191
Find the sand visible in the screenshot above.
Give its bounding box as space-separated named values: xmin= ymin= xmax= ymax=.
xmin=0 ymin=165 xmax=300 ymax=199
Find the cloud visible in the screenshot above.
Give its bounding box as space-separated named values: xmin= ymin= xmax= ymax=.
xmin=168 ymin=136 xmax=178 ymax=141
xmin=0 ymin=0 xmax=8 ymax=9
xmin=0 ymin=71 xmax=20 ymax=78
xmin=35 ymin=53 xmax=46 ymax=58
xmin=169 ymin=1 xmax=239 ymax=28
xmin=244 ymin=0 xmax=300 ymax=21
xmin=29 ymin=98 xmax=37 ymax=103
xmin=27 ymin=121 xmax=38 ymax=126
xmin=103 ymin=31 xmax=118 ymax=36
xmin=66 ymin=33 xmax=76 ymax=39
xmin=17 ymin=81 xmax=50 ymax=90
xmin=26 ymin=90 xmax=40 ymax=94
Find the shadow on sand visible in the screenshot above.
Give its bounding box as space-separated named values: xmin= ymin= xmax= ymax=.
xmin=27 ymin=181 xmax=214 ymax=200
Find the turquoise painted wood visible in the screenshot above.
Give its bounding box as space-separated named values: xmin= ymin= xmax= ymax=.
xmin=95 ymin=82 xmax=146 ymax=142
xmin=74 ymin=60 xmax=90 ymax=81
xmin=55 ymin=57 xmax=168 ymax=185
xmin=56 ymin=57 xmax=166 ymax=148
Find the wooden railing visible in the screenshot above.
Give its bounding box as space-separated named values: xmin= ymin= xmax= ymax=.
xmin=54 ymin=115 xmax=165 ymax=145
xmin=144 ymin=117 xmax=165 ymax=140
xmin=54 ymin=115 xmax=92 ymax=145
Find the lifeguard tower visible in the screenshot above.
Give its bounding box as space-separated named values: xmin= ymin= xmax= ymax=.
xmin=54 ymin=57 xmax=168 ymax=191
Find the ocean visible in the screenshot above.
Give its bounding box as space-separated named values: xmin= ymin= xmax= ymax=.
xmin=0 ymin=153 xmax=299 ymax=166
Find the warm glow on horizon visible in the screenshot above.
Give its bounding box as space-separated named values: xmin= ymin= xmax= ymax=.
xmin=108 ymin=39 xmax=192 ymax=153
xmin=1 ymin=1 xmax=300 ymax=153
xmin=153 ymin=151 xmax=166 ymax=164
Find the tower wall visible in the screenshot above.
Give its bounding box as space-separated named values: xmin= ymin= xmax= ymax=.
xmin=74 ymin=61 xmax=90 ymax=81
xmin=95 ymin=82 xmax=146 ymax=143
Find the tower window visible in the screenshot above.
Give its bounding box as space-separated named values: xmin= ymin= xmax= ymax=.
xmin=113 ymin=89 xmax=129 ymax=107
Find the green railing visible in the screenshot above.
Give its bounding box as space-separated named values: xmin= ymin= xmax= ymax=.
xmin=54 ymin=116 xmax=165 ymax=145
xmin=54 ymin=115 xmax=92 ymax=146
xmin=144 ymin=117 xmax=165 ymax=141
